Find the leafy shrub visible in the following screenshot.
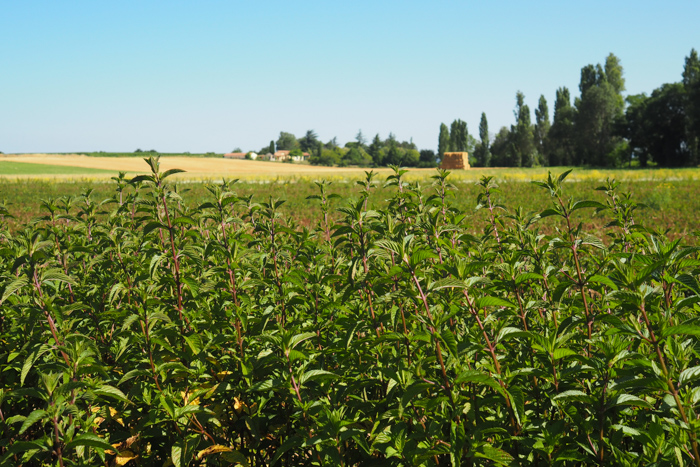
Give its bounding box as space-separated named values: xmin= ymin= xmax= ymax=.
xmin=0 ymin=161 xmax=699 ymax=466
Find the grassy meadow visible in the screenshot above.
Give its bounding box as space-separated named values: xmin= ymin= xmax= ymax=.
xmin=1 ymin=165 xmax=698 ymax=241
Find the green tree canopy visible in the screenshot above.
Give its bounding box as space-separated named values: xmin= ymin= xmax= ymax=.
xmin=623 ymin=84 xmax=690 ymax=167
xmin=683 ymin=48 xmax=700 ymax=164
xmin=438 ymin=123 xmax=450 ymax=157
xmin=510 ymin=91 xmax=534 ymax=167
xmin=473 ymin=112 xmax=491 ymax=167
xmin=276 ymin=132 xmax=299 ymax=151
xmin=368 ymin=134 xmax=384 ymax=166
xmin=490 ymin=126 xmax=512 ymax=167
xmin=449 ymin=119 xmax=468 ymax=152
xmin=574 ymin=54 xmax=626 ymax=166
xmin=418 ymin=149 xmax=437 ymax=167
xmin=549 ymin=87 xmax=576 ymax=166
xmin=534 ymin=95 xmax=550 ymax=165
xmin=298 ymin=130 xmax=319 ymax=152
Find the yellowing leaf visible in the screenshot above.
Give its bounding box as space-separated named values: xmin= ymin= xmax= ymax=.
xmin=196 ymin=444 xmax=232 ymax=459
xmin=180 ymin=391 xmax=200 ymax=406
xmin=234 ymin=397 xmax=248 ymax=415
xmin=109 ymin=407 xmax=125 ymax=426
xmin=113 ymin=450 xmax=138 ymax=466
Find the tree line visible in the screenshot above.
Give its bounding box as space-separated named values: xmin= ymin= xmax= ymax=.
xmin=256 ymin=49 xmax=699 ymax=168
xmin=258 ymin=130 xmax=439 ymax=168
xmin=448 ymin=49 xmax=700 ymax=168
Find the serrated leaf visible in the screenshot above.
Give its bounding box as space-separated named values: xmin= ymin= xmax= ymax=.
xmin=430 ymin=277 xmax=467 ymax=290
xmin=18 ymin=409 xmax=47 ymax=435
xmin=400 ymin=382 xmax=433 ymax=408
xmin=184 ymin=334 xmax=202 ymax=355
xmin=553 ymin=390 xmax=592 ymax=403
xmin=456 ymin=370 xmax=505 ymax=397
xmin=143 ymin=221 xmax=166 ymax=236
xmin=440 ymin=329 xmax=458 ymax=358
xmin=539 ymin=208 xmax=562 ymax=218
xmin=679 ymin=366 xmax=700 ymax=386
xmin=1 ymin=276 xmax=29 ymax=304
xmin=588 ymin=274 xmax=618 ymax=290
xmin=515 ymin=272 xmax=543 ymax=286
xmin=608 ymin=394 xmax=652 ymax=409
xmin=572 ymin=200 xmax=606 ymax=211
xmin=299 ymin=369 xmax=336 ymax=385
xmin=288 ymin=332 xmax=316 ymax=351
xmin=581 ymin=234 xmax=606 ymax=249
xmin=40 ymin=268 xmax=77 ymax=286
xmin=661 ymin=325 xmax=700 ymax=338
xmin=552 ymin=348 xmax=577 ymax=360
xmin=162 ymin=168 xmax=186 ymax=179
xmin=508 ymin=386 xmax=525 ymax=425
xmin=94 ymin=385 xmax=130 ymax=404
xmin=65 ymin=433 xmax=115 ymax=452
xmin=474 ymin=296 xmax=516 ymax=309
xmin=475 ymin=444 xmax=514 ymax=466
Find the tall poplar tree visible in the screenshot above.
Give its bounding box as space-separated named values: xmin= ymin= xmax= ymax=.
xmin=474 ymin=112 xmax=491 ymax=167
xmin=511 ymin=91 xmax=535 ymax=167
xmin=534 ymin=95 xmax=550 ymax=165
xmin=574 ymin=53 xmax=626 ymax=166
xmin=438 ymin=123 xmax=450 ymax=157
xmin=549 ymin=87 xmax=576 ymax=166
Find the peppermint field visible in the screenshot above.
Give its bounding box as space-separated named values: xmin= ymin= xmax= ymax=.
xmin=1 ymin=157 xmax=700 ymax=466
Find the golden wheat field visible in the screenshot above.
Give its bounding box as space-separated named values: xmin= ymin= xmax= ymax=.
xmin=1 ymin=154 xmax=700 ymax=183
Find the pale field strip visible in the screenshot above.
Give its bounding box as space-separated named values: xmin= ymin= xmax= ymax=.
xmin=1 ymin=154 xmax=699 ymax=183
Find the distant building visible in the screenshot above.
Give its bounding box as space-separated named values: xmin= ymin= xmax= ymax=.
xmin=273 ymin=150 xmax=310 ymax=162
xmin=273 ymin=150 xmax=291 ymax=161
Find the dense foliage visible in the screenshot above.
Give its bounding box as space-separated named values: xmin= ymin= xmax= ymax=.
xmin=1 ymin=158 xmax=700 ymax=466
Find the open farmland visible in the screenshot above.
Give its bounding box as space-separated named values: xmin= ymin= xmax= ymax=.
xmin=3 ymin=154 xmax=700 ymax=183
xmin=1 ymin=157 xmax=700 ymax=465
xmin=0 ymin=154 xmax=405 ymax=180
xmin=1 ymin=159 xmax=699 ymax=240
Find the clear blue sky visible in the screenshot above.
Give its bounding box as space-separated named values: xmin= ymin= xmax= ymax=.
xmin=1 ymin=1 xmax=698 ymax=153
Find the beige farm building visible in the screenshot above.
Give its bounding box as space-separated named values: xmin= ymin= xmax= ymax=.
xmin=440 ymin=152 xmax=470 ymax=170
